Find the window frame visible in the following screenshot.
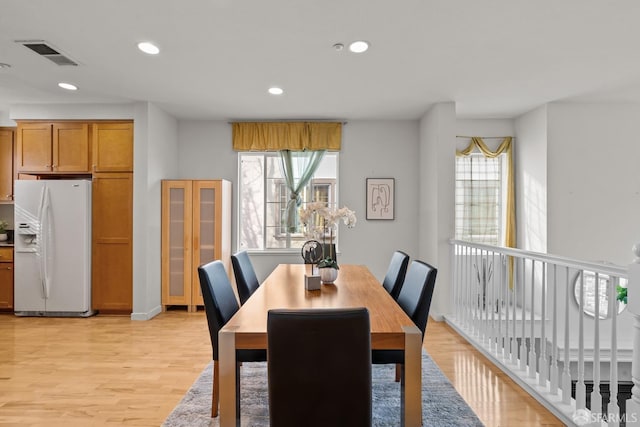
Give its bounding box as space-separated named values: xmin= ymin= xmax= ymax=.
xmin=237 ymin=151 xmax=339 ymax=253
xmin=454 ymin=152 xmax=507 ymax=245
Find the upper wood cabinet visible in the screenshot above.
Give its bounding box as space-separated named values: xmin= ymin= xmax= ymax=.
xmin=0 ymin=127 xmax=15 ymax=202
xmin=16 ymin=122 xmax=90 ymax=173
xmin=92 ymin=122 xmax=133 ymax=172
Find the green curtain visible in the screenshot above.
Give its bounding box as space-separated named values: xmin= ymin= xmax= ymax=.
xmin=279 ymin=149 xmax=326 ymax=232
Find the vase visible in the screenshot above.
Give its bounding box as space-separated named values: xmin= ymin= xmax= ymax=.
xmin=0 ymin=233 xmax=6 ymax=242
xmin=319 ymin=267 xmax=338 ymax=284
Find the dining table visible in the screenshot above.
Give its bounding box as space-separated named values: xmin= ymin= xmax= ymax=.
xmin=218 ymin=263 xmax=423 ymax=427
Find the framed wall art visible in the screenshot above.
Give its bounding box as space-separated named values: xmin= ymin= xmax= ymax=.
xmin=366 ymin=178 xmax=394 ymax=220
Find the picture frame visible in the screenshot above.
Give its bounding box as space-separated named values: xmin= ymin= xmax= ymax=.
xmin=366 ymin=178 xmax=395 ymax=220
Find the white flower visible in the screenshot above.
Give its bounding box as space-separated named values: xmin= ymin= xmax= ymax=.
xmin=298 ymin=203 xmax=356 ymax=237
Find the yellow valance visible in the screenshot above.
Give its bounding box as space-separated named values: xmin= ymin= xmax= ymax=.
xmin=232 ymin=122 xmax=342 ymax=151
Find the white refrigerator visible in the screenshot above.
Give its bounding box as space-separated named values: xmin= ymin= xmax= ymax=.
xmin=14 ymin=180 xmax=93 ymax=317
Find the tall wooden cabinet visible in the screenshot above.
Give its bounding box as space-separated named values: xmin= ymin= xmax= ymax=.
xmin=161 ymin=180 xmax=232 ymax=311
xmin=91 ymin=122 xmax=133 ymax=314
xmin=0 ymin=128 xmax=15 ymax=202
xmin=92 ymin=173 xmax=133 ymax=313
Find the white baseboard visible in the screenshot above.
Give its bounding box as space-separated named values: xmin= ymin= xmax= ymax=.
xmin=130 ymin=305 xmax=162 ymax=321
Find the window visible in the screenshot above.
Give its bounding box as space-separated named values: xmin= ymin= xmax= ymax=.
xmin=238 ymin=152 xmax=338 ymax=250
xmin=455 ymin=153 xmax=506 ymax=245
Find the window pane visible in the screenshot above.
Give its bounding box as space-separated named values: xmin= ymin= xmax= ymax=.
xmin=239 ymin=155 xmax=265 ymax=250
xmin=454 ymin=153 xmax=503 ymax=245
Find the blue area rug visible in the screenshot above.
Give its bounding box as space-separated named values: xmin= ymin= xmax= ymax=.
xmin=163 ymin=351 xmax=484 ymax=426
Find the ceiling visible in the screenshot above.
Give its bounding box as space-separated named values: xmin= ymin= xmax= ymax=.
xmin=2 ymin=0 xmax=640 ymax=122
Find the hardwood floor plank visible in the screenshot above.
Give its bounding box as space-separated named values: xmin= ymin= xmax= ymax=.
xmin=424 ymin=320 xmax=564 ymax=426
xmin=0 ymin=311 xmax=562 ymax=426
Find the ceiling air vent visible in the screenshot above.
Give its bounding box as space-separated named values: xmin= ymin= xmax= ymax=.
xmin=17 ymin=40 xmax=78 ymax=66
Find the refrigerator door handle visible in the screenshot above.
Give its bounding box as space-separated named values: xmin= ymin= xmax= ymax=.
xmin=36 ymin=186 xmax=46 ymax=299
xmin=41 ymin=186 xmax=52 ymax=299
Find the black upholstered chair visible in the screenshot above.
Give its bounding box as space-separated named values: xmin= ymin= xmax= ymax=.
xmin=231 ymin=250 xmax=260 ymax=305
xmin=267 ymin=308 xmax=372 ymax=427
xmin=381 ymin=250 xmax=410 ymax=300
xmin=198 ymin=260 xmax=266 ymax=418
xmin=373 ymin=260 xmax=437 ymax=377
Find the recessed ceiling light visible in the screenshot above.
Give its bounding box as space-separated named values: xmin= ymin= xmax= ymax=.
xmin=58 ymin=82 xmax=77 ymax=91
xmin=348 ymin=40 xmax=369 ymax=53
xmin=268 ymin=87 xmax=284 ymax=95
xmin=0 ymin=63 xmax=11 ymax=69
xmin=138 ymin=42 xmax=160 ymax=55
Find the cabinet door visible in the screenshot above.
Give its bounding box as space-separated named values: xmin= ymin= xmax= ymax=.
xmin=0 ymin=128 xmax=14 ymax=202
xmin=16 ymin=122 xmax=52 ymax=172
xmin=0 ymin=262 xmax=13 ymax=310
xmin=92 ymin=173 xmax=133 ymax=313
xmin=52 ymin=122 xmax=90 ymax=172
xmin=92 ymin=122 xmax=133 ymax=172
xmin=161 ymin=181 xmax=193 ymax=308
xmin=191 ymin=181 xmax=220 ymax=307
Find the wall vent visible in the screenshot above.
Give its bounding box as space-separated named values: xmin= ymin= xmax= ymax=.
xmin=16 ymin=40 xmax=78 ymax=66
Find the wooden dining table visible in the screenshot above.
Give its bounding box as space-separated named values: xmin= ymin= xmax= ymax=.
xmin=218 ymin=263 xmax=423 ymax=427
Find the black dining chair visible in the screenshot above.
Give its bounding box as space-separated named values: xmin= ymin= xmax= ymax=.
xmin=373 ymin=260 xmax=437 ymax=380
xmin=267 ymin=308 xmax=372 ymax=427
xmin=198 ymin=260 xmax=267 ymax=418
xmin=231 ymin=250 xmax=260 ymax=305
xmin=381 ymin=250 xmax=410 ymax=300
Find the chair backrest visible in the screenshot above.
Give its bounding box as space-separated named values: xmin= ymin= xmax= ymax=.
xmin=267 ymin=308 xmax=372 ymax=427
xmin=231 ymin=250 xmax=260 ymax=305
xmin=396 ymin=260 xmax=437 ymax=339
xmin=381 ymin=250 xmax=410 ymax=300
xmin=198 ymin=260 xmax=240 ymax=360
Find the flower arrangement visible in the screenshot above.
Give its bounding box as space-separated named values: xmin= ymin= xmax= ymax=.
xmin=299 ymin=202 xmax=356 ymax=269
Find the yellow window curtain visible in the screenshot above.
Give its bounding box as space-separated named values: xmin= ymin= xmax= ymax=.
xmin=456 ymin=136 xmax=516 ymax=288
xmin=232 ymin=122 xmax=342 ymax=151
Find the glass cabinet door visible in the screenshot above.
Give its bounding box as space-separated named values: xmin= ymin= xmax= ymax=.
xmin=162 ymin=181 xmax=192 ymax=307
xmin=192 ymin=181 xmax=220 ymax=307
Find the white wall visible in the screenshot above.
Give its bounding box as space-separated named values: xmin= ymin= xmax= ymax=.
xmin=131 ymin=103 xmax=178 ymax=320
xmin=0 ymin=110 xmax=15 ymax=127
xmin=419 ymin=103 xmax=456 ymax=320
xmin=515 ymin=106 xmax=548 ymax=253
xmin=176 ymin=120 xmax=421 ymax=284
xmin=456 ymin=119 xmax=515 ymax=142
xmin=547 ymin=103 xmax=640 ymax=265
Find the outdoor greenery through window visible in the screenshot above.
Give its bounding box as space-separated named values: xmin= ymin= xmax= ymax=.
xmin=238 ymin=152 xmax=338 ymax=250
xmin=454 ymin=153 xmax=506 ymax=245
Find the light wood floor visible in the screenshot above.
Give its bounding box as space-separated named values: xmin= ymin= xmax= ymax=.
xmin=0 ymin=311 xmax=562 ymax=426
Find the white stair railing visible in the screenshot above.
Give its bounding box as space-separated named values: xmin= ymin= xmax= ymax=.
xmin=448 ymin=240 xmax=638 ymax=426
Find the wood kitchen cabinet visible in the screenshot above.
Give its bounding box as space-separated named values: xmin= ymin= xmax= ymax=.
xmin=92 ymin=122 xmax=133 ymax=172
xmin=16 ymin=122 xmax=90 ymax=173
xmin=92 ymin=172 xmax=133 ymax=313
xmin=161 ymin=179 xmax=231 ymax=311
xmin=0 ymin=247 xmax=13 ymax=310
xmin=0 ymin=127 xmax=15 ymax=202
